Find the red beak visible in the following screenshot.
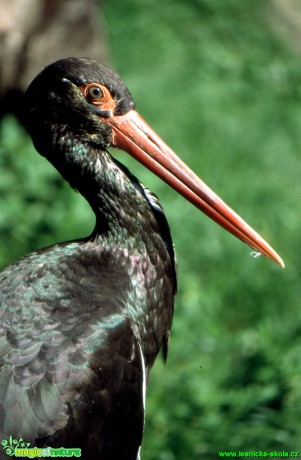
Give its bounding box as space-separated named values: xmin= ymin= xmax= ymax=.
xmin=102 ymin=109 xmax=284 ymax=268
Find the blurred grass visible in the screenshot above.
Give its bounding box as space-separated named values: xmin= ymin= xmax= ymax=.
xmin=1 ymin=0 xmax=301 ymax=457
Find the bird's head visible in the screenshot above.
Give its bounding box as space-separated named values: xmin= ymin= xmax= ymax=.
xmin=25 ymin=57 xmax=284 ymax=267
xmin=25 ymin=57 xmax=135 ymax=153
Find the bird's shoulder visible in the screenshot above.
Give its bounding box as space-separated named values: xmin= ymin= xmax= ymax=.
xmin=0 ymin=240 xmax=132 ymax=314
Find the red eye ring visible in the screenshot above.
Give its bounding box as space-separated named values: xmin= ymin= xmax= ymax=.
xmin=80 ymin=83 xmax=116 ymax=115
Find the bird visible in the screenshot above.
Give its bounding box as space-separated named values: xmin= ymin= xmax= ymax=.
xmin=0 ymin=57 xmax=284 ymax=460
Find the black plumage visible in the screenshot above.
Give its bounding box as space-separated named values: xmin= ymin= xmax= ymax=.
xmin=0 ymin=58 xmax=175 ymax=460
xmin=0 ymin=57 xmax=283 ymax=460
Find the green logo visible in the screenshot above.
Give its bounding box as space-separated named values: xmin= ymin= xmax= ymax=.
xmin=1 ymin=437 xmax=30 ymax=457
xmin=1 ymin=437 xmax=81 ymax=458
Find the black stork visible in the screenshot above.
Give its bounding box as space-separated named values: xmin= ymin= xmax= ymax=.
xmin=0 ymin=58 xmax=284 ymax=460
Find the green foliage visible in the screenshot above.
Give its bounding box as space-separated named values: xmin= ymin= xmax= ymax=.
xmin=104 ymin=0 xmax=301 ymax=457
xmin=1 ymin=0 xmax=301 ymax=457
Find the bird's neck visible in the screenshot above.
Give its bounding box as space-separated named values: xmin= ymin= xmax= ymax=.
xmin=45 ymin=137 xmax=176 ymax=365
xmin=48 ymin=137 xmax=172 ymax=257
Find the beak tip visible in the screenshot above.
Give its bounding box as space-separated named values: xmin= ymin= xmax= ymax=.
xmin=270 ymin=251 xmax=285 ymax=268
xmin=278 ymin=257 xmax=285 ymax=269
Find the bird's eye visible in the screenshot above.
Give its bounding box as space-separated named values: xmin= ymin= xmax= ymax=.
xmin=87 ymin=86 xmax=103 ymax=100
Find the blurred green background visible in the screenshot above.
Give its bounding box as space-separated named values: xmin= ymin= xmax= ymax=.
xmin=1 ymin=0 xmax=301 ymax=457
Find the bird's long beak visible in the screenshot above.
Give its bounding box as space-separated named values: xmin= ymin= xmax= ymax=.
xmin=103 ymin=109 xmax=284 ymax=268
